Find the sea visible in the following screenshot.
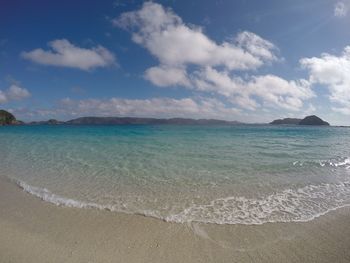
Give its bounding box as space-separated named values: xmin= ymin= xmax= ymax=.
xmin=1 ymin=124 xmax=350 ymax=225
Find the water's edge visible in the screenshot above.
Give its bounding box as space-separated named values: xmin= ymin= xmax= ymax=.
xmin=10 ymin=176 xmax=350 ymax=226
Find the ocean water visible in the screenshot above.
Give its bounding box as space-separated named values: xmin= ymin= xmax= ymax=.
xmin=1 ymin=124 xmax=350 ymax=225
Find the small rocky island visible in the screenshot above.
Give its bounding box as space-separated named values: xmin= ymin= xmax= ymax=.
xmin=0 ymin=110 xmax=22 ymax=125
xmin=270 ymin=115 xmax=330 ymax=126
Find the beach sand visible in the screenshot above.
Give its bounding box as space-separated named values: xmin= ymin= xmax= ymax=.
xmin=1 ymin=175 xmax=350 ymax=263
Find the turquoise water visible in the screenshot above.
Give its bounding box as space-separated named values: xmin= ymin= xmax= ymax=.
xmin=1 ymin=124 xmax=350 ymax=224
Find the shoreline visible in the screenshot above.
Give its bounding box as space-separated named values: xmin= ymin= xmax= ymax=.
xmin=1 ymin=175 xmax=350 ymax=262
xmin=11 ymin=176 xmax=350 ymax=226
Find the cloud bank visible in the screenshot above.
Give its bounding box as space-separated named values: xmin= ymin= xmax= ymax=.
xmin=113 ymin=2 xmax=314 ymax=112
xmin=22 ymin=39 xmax=116 ymax=71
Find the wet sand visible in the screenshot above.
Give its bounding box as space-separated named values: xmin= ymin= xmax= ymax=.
xmin=1 ymin=174 xmax=350 ymax=263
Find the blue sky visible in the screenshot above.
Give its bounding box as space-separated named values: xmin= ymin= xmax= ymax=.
xmin=1 ymin=0 xmax=350 ymax=124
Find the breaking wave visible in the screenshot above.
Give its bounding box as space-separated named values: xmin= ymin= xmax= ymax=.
xmin=293 ymin=157 xmax=350 ymax=169
xmin=15 ymin=179 xmax=350 ymax=225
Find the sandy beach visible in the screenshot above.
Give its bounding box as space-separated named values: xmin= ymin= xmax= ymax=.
xmin=0 ymin=174 xmax=349 ymax=263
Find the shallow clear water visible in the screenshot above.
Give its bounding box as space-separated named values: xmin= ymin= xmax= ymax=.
xmin=1 ymin=124 xmax=350 ymax=224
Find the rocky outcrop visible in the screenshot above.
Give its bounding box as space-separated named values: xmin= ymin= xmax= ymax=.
xmin=0 ymin=110 xmax=17 ymax=125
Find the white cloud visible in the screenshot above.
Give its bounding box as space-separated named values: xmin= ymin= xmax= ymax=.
xmin=144 ymin=66 xmax=191 ymax=87
xmin=21 ymin=39 xmax=116 ymax=71
xmin=6 ymin=85 xmax=31 ymax=100
xmin=192 ymin=67 xmax=314 ymax=111
xmin=235 ymin=31 xmax=277 ymax=61
xmin=334 ymin=2 xmax=348 ymax=17
xmin=301 ymin=46 xmax=350 ymax=114
xmin=113 ymin=2 xmax=313 ymax=112
xmin=247 ymin=75 xmax=313 ymax=111
xmin=0 ymin=85 xmax=31 ymax=104
xmin=113 ymin=2 xmax=277 ymax=71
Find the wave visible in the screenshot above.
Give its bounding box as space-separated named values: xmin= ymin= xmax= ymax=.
xmin=319 ymin=157 xmax=350 ymax=169
xmin=17 ymin=180 xmax=117 ymax=211
xmin=166 ymin=182 xmax=350 ymax=224
xmin=16 ymin=179 xmax=164 ymax=219
xmin=293 ymin=157 xmax=350 ymax=169
xmin=15 ymin=179 xmax=350 ymax=225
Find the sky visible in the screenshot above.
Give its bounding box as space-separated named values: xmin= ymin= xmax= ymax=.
xmin=1 ymin=0 xmax=350 ymax=124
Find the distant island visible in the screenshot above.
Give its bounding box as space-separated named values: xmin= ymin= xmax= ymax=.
xmin=0 ymin=109 xmax=331 ymax=126
xmin=270 ymin=115 xmax=330 ymax=126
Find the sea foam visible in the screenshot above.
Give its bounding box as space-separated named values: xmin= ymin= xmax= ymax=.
xmin=17 ymin=180 xmax=116 ymax=211
xmin=16 ymin=179 xmax=350 ymax=225
xmin=165 ymin=182 xmax=350 ymax=224
xmin=293 ymin=157 xmax=350 ymax=169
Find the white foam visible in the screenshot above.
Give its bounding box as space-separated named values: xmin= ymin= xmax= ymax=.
xmin=15 ymin=179 xmax=350 ymax=225
xmin=16 ymin=179 xmax=164 ymax=219
xmin=293 ymin=157 xmax=350 ymax=169
xmin=17 ymin=180 xmax=116 ymax=211
xmin=319 ymin=157 xmax=350 ymax=169
xmin=292 ymin=161 xmax=303 ymax=166
xmin=165 ymin=182 xmax=350 ymax=225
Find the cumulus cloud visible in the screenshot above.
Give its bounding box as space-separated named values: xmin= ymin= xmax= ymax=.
xmin=6 ymin=85 xmax=31 ymax=100
xmin=235 ymin=31 xmax=277 ymax=61
xmin=334 ymin=2 xmax=348 ymax=17
xmin=113 ymin=2 xmax=313 ymax=112
xmin=0 ymin=85 xmax=31 ymax=104
xmin=193 ymin=67 xmax=313 ymax=111
xmin=144 ymin=66 xmax=191 ymax=87
xmin=301 ymin=46 xmax=350 ymax=114
xmin=21 ymin=39 xmax=116 ymax=71
xmin=113 ymin=2 xmax=277 ymax=71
